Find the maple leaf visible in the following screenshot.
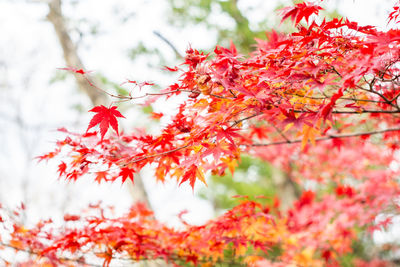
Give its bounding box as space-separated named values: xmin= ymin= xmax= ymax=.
xmin=221 ymin=157 xmax=238 ymax=175
xmin=295 ymin=190 xmax=315 ymax=209
xmin=87 ymin=105 xmax=125 ymax=140
xmin=280 ymin=107 xmax=313 ymax=131
xmin=58 ymin=67 xmax=92 ymax=75
xmin=66 ymin=170 xmax=79 ymax=181
xmin=336 ymin=185 xmax=355 ymax=198
xmin=94 ymin=171 xmax=108 ymax=184
xmin=36 ymin=150 xmax=59 ymax=162
xmin=96 ymin=248 xmax=113 ymax=267
xmin=119 ymin=167 xmax=135 ymax=183
xmin=299 ymin=124 xmax=319 ymax=149
xmin=57 ymin=162 xmax=67 ymax=177
xmin=150 ymin=112 xmax=163 ymax=120
xmin=216 ymin=127 xmax=242 ymax=147
xmin=388 ymin=2 xmax=400 ymax=24
xmin=331 ymin=138 xmax=344 ymax=150
xmin=280 ymin=2 xmax=323 ymax=25
xmin=179 ymin=165 xmax=207 ymax=189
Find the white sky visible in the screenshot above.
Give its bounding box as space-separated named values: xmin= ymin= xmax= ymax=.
xmin=0 ymin=0 xmax=398 ymax=233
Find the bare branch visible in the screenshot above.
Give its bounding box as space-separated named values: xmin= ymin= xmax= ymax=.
xmin=153 ymin=31 xmax=183 ymax=59
xmin=249 ymin=127 xmax=400 ymax=147
xmin=46 ymin=0 xmax=107 ymax=106
xmin=46 ymin=0 xmax=151 ymax=208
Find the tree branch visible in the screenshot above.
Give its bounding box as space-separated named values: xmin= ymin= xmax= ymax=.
xmin=46 ymin=0 xmax=152 ymax=209
xmin=249 ymin=127 xmax=400 ymax=147
xmin=46 ymin=0 xmax=107 ymax=106
xmin=153 ymin=31 xmax=183 ymax=59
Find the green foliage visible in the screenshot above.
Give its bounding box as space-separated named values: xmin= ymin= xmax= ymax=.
xmin=49 ymin=69 xmax=68 ymax=84
xmin=167 ymin=0 xmax=268 ymax=53
xmin=141 ymin=105 xmax=154 ymax=114
xmin=128 ymin=41 xmax=169 ymax=68
xmin=338 ymin=239 xmax=369 ymax=266
xmin=199 ymin=155 xmax=275 ymax=212
xmin=98 ymin=74 xmax=129 ymax=96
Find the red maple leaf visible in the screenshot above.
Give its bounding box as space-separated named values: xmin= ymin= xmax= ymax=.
xmin=58 ymin=67 xmax=92 ymax=75
xmin=295 ymin=190 xmax=315 ymax=209
xmin=87 ymin=105 xmax=125 ymax=140
xmin=280 ymin=2 xmax=323 ymax=25
xmin=119 ymin=167 xmax=135 ymax=183
xmin=336 ymin=185 xmax=355 ymax=198
xmin=179 ymin=165 xmax=206 ymax=189
xmin=57 ymin=162 xmax=67 ymax=177
xmin=388 ymin=2 xmax=400 ymax=24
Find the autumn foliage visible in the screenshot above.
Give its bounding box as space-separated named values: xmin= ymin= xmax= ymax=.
xmin=2 ymin=1 xmax=400 ymax=266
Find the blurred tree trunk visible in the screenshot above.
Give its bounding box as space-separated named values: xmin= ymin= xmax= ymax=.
xmin=271 ymin=163 xmax=300 ymax=211
xmin=46 ymin=0 xmax=152 ymax=209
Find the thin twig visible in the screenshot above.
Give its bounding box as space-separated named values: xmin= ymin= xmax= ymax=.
xmin=270 ymin=123 xmax=292 ymax=143
xmin=124 ymin=144 xmax=192 ymax=166
xmin=285 ymin=93 xmax=387 ymax=104
xmin=249 ymin=127 xmax=400 ymax=147
xmin=231 ymin=113 xmax=261 ymax=127
xmin=292 ymin=109 xmax=400 ymax=114
xmin=153 ymin=31 xmax=184 ymax=59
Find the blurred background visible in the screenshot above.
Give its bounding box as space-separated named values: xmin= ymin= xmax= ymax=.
xmin=0 ymin=0 xmax=396 ymax=250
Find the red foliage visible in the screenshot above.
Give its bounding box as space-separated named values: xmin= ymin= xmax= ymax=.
xmin=280 ymin=2 xmax=323 ymax=25
xmin=388 ymin=1 xmax=400 ymax=24
xmin=87 ymin=105 xmax=125 ymax=140
xmin=1 ymin=1 xmax=400 ymax=266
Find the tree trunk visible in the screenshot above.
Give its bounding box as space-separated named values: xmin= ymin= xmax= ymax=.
xmin=270 ymin=164 xmax=300 ymax=212
xmin=46 ymin=0 xmax=151 ymax=209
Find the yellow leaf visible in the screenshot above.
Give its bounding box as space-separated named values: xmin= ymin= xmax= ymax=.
xmin=287 ymin=236 xmax=298 ymax=246
xmin=220 ymin=158 xmax=238 ymax=175
xmin=294 ymin=247 xmax=315 ymax=266
xmin=171 ymin=168 xmax=183 ymax=181
xmin=193 ymin=99 xmax=209 ymax=109
xmin=192 ymin=145 xmax=203 ymax=153
xmin=244 ymin=255 xmax=265 ymax=265
xmin=196 ymin=167 xmax=207 ymax=186
xmin=235 ymin=244 xmax=247 ymax=256
xmin=283 ymin=122 xmax=294 ymax=133
xmin=300 ymin=125 xmax=319 ymax=149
